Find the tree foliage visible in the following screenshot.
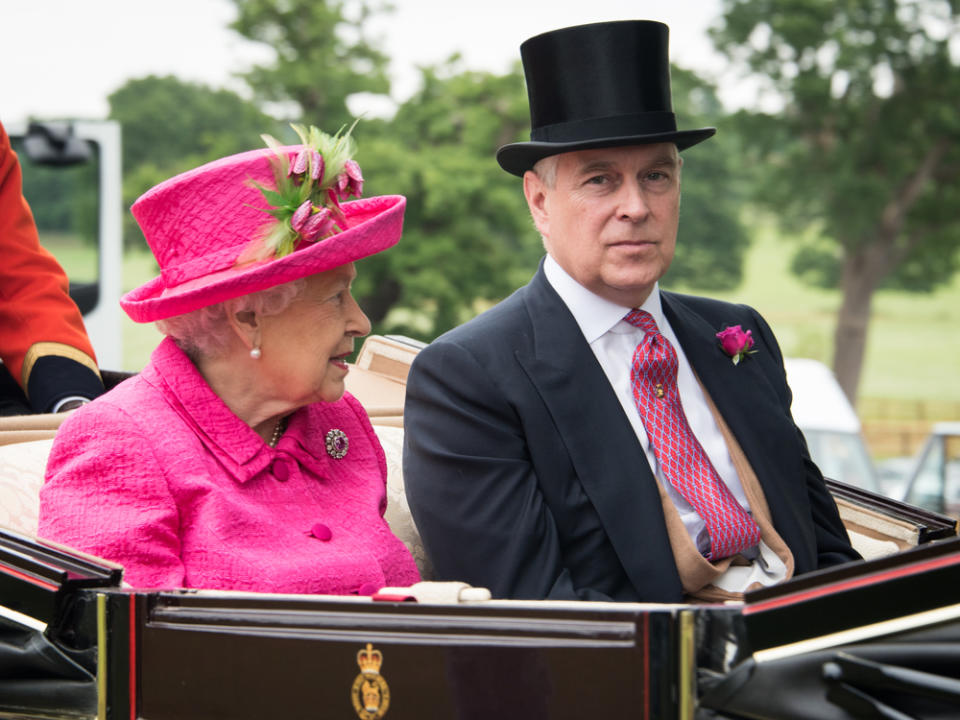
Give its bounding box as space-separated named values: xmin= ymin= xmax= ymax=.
xmin=102 ymin=1 xmax=752 ymax=344
xmin=352 ymin=59 xmax=539 ymax=340
xmin=229 ymin=0 xmax=392 ymax=129
xmin=16 ymin=140 xmax=99 ymax=248
xmin=108 ymin=75 xmax=279 ymax=248
xmin=108 ymin=75 xmax=277 ymax=174
xmin=711 ymin=0 xmax=960 ymax=401
xmin=666 ymin=66 xmax=750 ymax=291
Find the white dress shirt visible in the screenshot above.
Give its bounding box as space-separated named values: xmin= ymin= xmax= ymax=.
xmin=543 ymin=255 xmax=786 ymax=590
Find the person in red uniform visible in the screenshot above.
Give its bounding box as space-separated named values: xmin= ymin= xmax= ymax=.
xmin=0 ymin=120 xmax=104 ymax=415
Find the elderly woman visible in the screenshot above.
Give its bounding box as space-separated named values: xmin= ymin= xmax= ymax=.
xmin=38 ymin=125 xmax=421 ymax=594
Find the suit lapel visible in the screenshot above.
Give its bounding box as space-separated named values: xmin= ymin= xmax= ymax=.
xmin=661 ymin=293 xmax=800 ymax=517
xmin=514 ymin=270 xmax=681 ymax=598
xmin=661 ymin=294 xmax=751 ymax=419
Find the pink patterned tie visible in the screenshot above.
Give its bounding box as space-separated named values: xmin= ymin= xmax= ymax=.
xmin=625 ymin=309 xmax=761 ymax=560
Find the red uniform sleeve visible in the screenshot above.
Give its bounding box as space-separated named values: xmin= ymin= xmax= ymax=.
xmin=0 ymin=121 xmax=102 ymax=409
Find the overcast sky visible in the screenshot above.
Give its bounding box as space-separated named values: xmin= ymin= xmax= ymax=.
xmin=2 ymin=0 xmax=741 ymax=124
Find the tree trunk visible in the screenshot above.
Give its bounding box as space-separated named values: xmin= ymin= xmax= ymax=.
xmin=832 ymin=139 xmax=949 ymax=404
xmin=833 ymin=247 xmax=885 ymax=404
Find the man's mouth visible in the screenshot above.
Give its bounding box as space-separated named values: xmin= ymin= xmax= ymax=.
xmin=610 ymin=238 xmax=656 ymax=246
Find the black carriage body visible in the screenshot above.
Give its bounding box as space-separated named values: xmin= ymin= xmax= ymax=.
xmin=3 ymin=512 xmax=960 ymax=720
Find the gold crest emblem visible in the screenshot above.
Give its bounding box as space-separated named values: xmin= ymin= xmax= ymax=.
xmin=351 ymin=643 xmax=390 ymax=719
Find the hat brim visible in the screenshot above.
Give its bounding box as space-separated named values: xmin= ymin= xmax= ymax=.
xmin=495 ymin=128 xmax=716 ymax=177
xmin=120 ymin=195 xmax=405 ymax=323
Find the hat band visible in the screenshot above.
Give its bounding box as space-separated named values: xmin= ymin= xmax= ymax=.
xmin=530 ymin=111 xmax=678 ymax=144
xmin=161 ymin=245 xmax=245 ymax=288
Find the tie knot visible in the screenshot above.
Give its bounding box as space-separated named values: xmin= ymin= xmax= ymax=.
xmin=624 ymin=309 xmax=659 ymax=335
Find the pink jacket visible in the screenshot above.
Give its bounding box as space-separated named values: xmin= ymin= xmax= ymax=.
xmin=38 ymin=337 xmax=420 ymax=593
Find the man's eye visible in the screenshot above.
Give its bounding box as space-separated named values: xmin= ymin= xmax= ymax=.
xmin=586 ymin=175 xmax=608 ymax=185
xmin=647 ymin=171 xmax=668 ymax=182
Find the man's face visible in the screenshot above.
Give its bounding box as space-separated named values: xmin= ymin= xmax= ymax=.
xmin=523 ymin=142 xmax=682 ymax=308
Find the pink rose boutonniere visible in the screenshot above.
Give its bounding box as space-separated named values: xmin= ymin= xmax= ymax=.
xmin=716 ymin=325 xmax=756 ymax=366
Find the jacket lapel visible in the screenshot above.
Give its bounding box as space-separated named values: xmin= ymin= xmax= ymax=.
xmin=514 ymin=270 xmax=681 ymax=598
xmin=661 ymin=293 xmax=801 ymax=521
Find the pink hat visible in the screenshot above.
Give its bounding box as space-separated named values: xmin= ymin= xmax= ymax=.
xmin=120 ymin=127 xmax=405 ymax=323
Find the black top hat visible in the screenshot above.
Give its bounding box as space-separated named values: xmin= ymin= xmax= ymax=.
xmin=496 ymin=20 xmax=716 ymax=177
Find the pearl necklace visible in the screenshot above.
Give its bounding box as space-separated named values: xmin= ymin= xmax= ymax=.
xmin=269 ymin=416 xmax=287 ymax=448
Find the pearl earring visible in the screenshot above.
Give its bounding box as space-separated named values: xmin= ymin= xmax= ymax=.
xmin=250 ymin=347 xmax=262 ymax=360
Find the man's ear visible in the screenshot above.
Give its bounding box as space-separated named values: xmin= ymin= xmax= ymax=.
xmin=523 ymin=170 xmax=550 ymax=237
xmin=227 ymin=308 xmax=262 ymax=353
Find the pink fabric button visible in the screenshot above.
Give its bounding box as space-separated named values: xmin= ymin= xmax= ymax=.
xmin=358 ymin=582 xmax=379 ymax=596
xmin=272 ymin=461 xmax=289 ymax=481
xmin=310 ymin=523 xmax=332 ymax=541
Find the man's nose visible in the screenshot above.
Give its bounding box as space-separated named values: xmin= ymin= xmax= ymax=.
xmin=617 ymin=181 xmax=650 ymax=221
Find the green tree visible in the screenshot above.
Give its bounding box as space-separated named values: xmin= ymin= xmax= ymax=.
xmin=711 ymin=0 xmax=960 ymax=402
xmin=16 ymin=140 xmax=99 ymax=249
xmin=109 ymin=75 xmax=277 ymax=174
xmin=229 ymin=0 xmax=392 ymax=129
xmin=352 ymin=59 xmax=537 ymax=339
xmin=108 ymin=75 xmax=279 ymax=248
xmin=668 ymin=66 xmax=751 ymax=291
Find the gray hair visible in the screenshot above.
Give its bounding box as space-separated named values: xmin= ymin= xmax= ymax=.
xmin=156 ymin=278 xmax=306 ymax=360
xmin=532 ymin=154 xmax=559 ymax=188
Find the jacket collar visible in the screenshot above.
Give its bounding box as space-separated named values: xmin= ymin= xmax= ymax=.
xmin=142 ymin=338 xmax=330 ymax=483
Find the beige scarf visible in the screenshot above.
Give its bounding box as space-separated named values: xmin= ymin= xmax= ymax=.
xmin=654 ymin=379 xmax=795 ymax=602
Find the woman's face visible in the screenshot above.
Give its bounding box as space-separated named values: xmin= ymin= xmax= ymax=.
xmin=258 ymin=263 xmax=371 ymax=407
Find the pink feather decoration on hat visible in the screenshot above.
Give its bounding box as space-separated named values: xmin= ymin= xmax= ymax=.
xmin=237 ymin=122 xmax=361 ymax=266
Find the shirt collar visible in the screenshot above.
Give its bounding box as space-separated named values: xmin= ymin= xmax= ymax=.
xmin=543 ymin=254 xmax=665 ymax=343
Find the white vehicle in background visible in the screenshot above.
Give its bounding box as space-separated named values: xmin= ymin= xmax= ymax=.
xmin=899 ymin=421 xmax=960 ymax=518
xmin=6 ymin=119 xmax=124 ymax=370
xmin=784 ymin=357 xmax=882 ymax=494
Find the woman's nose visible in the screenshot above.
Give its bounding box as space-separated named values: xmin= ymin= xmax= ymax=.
xmin=347 ymin=294 xmax=372 ymax=337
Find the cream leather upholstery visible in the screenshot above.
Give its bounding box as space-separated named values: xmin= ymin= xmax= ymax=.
xmin=0 ymin=438 xmax=52 ymax=536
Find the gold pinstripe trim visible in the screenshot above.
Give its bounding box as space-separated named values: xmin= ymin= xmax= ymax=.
xmin=97 ymin=593 xmax=107 ymax=720
xmin=21 ymin=342 xmax=101 ymax=392
xmin=678 ymin=609 xmax=696 ymax=720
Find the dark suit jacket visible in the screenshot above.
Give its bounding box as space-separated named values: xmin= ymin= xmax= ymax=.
xmin=403 ymin=265 xmax=860 ymax=602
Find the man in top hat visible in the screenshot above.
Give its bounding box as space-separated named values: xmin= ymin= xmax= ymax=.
xmin=402 ymin=20 xmax=860 ymax=602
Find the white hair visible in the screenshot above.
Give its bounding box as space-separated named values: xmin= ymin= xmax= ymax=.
xmin=156 ymin=278 xmax=306 ymax=360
